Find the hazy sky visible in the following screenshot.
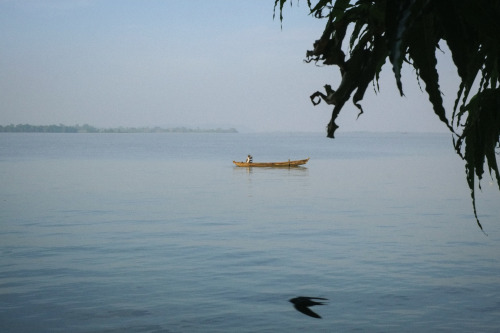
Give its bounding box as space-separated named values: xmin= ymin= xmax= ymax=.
xmin=1 ymin=0 xmax=460 ymax=133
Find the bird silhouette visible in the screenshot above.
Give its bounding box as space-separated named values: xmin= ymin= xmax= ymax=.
xmin=289 ymin=296 xmax=328 ymax=318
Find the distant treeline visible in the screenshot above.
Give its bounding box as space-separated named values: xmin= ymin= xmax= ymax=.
xmin=0 ymin=124 xmax=238 ymax=133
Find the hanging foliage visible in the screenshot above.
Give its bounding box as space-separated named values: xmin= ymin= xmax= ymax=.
xmin=274 ymin=0 xmax=500 ymax=230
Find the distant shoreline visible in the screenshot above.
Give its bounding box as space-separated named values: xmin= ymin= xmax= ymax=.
xmin=0 ymin=124 xmax=238 ymax=133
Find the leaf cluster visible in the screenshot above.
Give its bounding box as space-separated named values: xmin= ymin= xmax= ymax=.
xmin=274 ymin=0 xmax=500 ymax=229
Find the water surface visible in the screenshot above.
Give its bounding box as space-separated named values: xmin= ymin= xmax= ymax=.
xmin=1 ymin=132 xmax=499 ymax=332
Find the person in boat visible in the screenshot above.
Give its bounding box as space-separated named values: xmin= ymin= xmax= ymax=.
xmin=246 ymin=154 xmax=253 ymax=163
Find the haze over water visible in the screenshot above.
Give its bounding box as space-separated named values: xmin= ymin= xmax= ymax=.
xmin=1 ymin=132 xmax=499 ymax=332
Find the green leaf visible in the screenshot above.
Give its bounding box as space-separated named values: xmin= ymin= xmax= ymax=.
xmin=455 ymin=88 xmax=500 ymax=230
xmin=406 ymin=12 xmax=453 ymax=132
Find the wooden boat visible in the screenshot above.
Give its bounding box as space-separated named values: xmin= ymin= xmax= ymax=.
xmin=233 ymin=158 xmax=309 ymax=167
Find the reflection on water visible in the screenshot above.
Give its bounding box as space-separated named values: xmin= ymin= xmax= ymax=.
xmin=232 ymin=165 xmax=309 ymax=175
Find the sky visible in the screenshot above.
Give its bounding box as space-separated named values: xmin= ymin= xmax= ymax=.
xmin=0 ymin=0 xmax=461 ymax=133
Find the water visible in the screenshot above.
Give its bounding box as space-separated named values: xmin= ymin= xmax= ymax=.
xmin=1 ymin=132 xmax=499 ymax=332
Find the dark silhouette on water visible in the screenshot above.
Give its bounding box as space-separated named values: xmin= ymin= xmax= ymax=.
xmin=289 ymin=296 xmax=328 ymax=319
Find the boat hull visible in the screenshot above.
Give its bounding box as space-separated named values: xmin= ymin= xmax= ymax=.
xmin=232 ymin=158 xmax=309 ymax=167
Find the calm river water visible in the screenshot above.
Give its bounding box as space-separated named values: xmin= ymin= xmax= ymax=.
xmin=1 ymin=132 xmax=499 ymax=332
